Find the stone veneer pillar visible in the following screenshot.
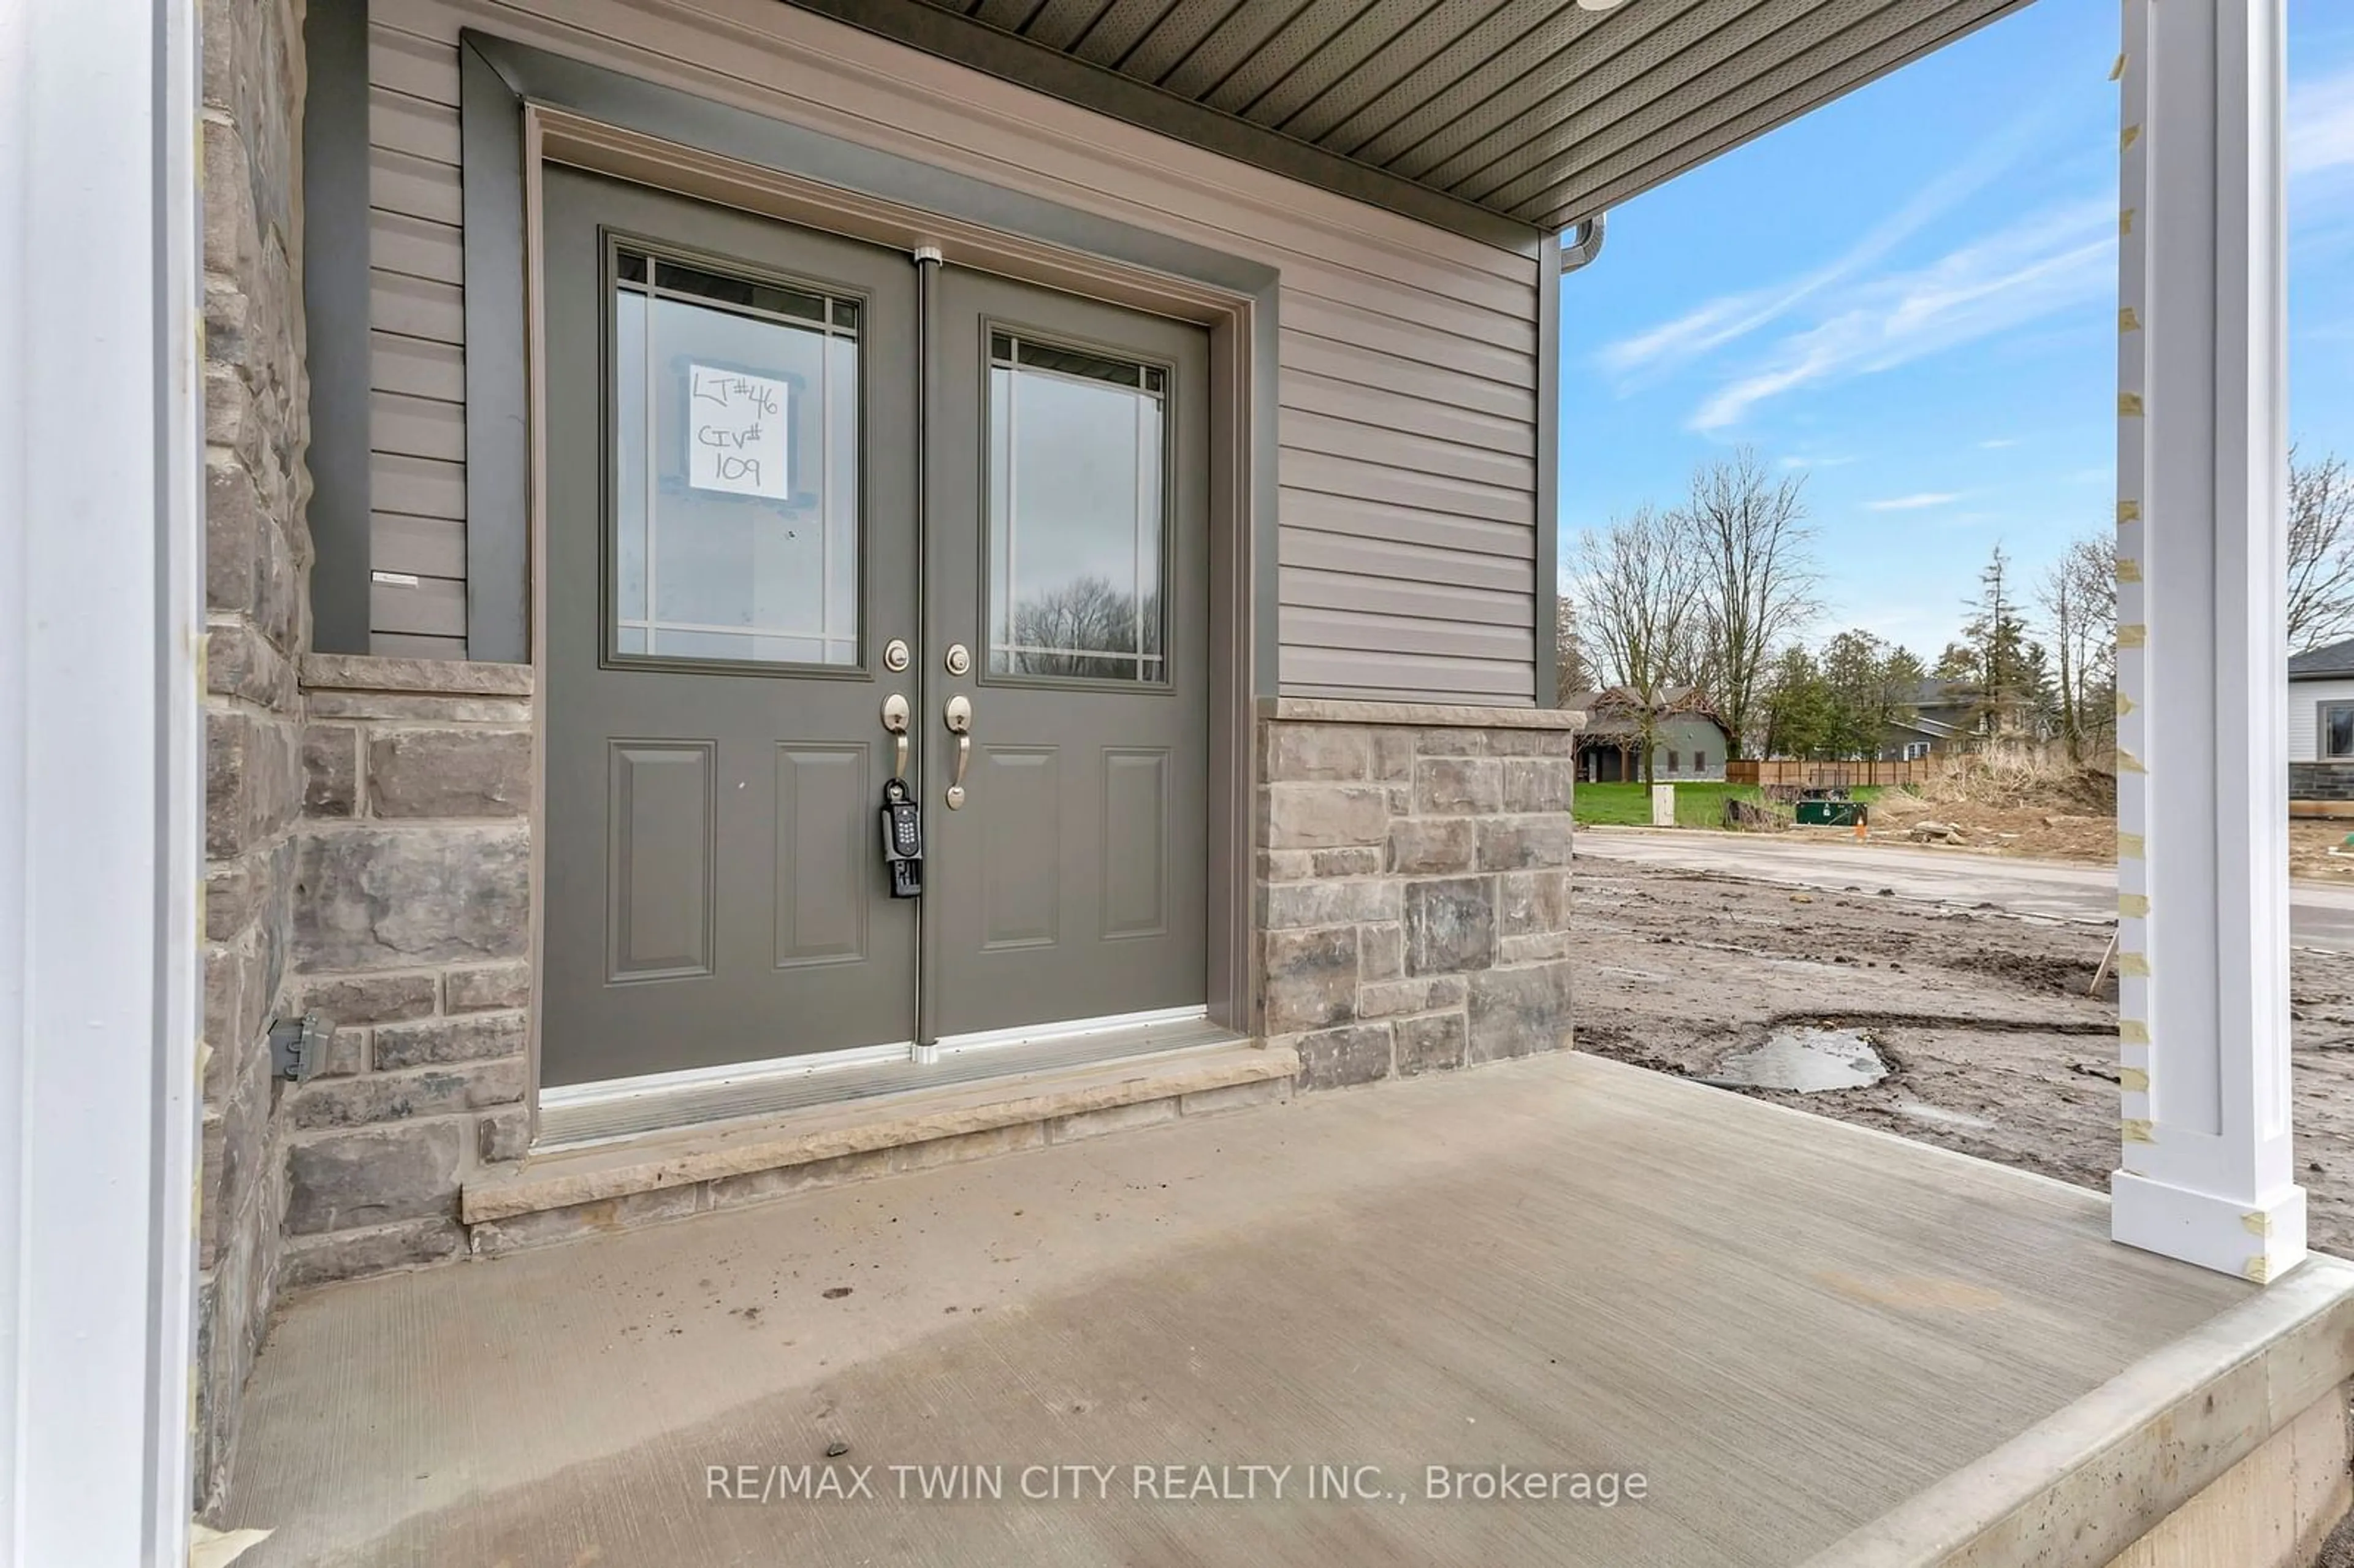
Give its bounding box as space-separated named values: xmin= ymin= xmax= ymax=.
xmin=195 ymin=0 xmax=308 ymax=1513
xmin=1255 ymin=701 xmax=1583 ymax=1087
xmin=282 ymin=655 xmax=537 ymax=1284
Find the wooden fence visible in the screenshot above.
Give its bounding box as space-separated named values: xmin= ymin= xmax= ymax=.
xmin=1726 ymin=758 xmax=1939 ymax=788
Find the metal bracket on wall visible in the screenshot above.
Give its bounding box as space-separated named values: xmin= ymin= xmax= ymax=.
xmin=269 ymin=1012 xmax=334 ymax=1083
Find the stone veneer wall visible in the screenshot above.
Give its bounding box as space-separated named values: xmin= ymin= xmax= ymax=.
xmin=1255 ymin=701 xmax=1582 ymax=1089
xmin=2290 ymin=761 xmax=2354 ymax=802
xmin=196 ymin=0 xmax=308 ymax=1513
xmin=284 ymin=655 xmax=536 ymax=1284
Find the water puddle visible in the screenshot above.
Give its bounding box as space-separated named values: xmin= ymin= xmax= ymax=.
xmin=1706 ymin=1026 xmax=1887 ymax=1093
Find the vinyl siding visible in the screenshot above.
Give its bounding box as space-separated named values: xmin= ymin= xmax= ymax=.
xmin=365 ymin=21 xmax=469 ymax=664
xmin=365 ymin=0 xmax=1545 ymax=703
xmin=2290 ymin=679 xmax=2354 ymax=763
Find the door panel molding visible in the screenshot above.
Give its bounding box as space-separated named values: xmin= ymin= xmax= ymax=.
xmin=772 ymin=742 xmax=873 ymax=969
xmin=604 ymin=740 xmax=717 ymax=983
xmin=1102 ymin=748 xmax=1171 ymax=941
xmin=977 ymin=747 xmax=1061 ymax=952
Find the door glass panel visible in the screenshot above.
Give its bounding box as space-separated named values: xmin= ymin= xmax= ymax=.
xmin=986 ymin=332 xmax=1166 ymax=682
xmin=612 ymin=245 xmax=859 ymax=667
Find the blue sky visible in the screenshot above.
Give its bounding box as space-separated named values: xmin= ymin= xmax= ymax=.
xmin=1558 ymin=0 xmax=2354 ymax=660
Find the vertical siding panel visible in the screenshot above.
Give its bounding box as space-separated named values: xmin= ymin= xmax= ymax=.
xmin=363 ymin=0 xmax=1543 ymax=701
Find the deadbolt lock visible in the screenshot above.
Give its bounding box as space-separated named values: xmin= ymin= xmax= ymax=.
xmin=883 ymin=638 xmax=911 ymax=672
xmin=944 ymin=642 xmax=972 ymax=676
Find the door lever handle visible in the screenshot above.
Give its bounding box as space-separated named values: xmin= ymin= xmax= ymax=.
xmin=944 ymin=695 xmax=972 ymax=809
xmin=882 ymin=693 xmax=910 ymax=781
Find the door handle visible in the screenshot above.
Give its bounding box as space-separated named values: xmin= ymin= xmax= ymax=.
xmin=882 ymin=693 xmax=910 ymax=781
xmin=944 ymin=695 xmax=972 ymax=809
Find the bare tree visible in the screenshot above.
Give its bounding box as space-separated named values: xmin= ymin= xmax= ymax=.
xmin=1571 ymin=506 xmax=1703 ymax=784
xmin=2038 ymin=533 xmax=2117 ymax=762
xmin=2288 ymin=447 xmax=2354 ymax=654
xmin=1008 ymin=577 xmax=1158 ymax=680
xmin=1677 ymin=448 xmax=1818 ymax=757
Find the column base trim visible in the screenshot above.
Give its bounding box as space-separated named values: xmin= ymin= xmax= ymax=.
xmin=2112 ymin=1170 xmax=2308 ymax=1282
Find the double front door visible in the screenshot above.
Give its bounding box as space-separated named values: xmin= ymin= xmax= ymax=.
xmin=541 ymin=170 xmax=1209 ymax=1089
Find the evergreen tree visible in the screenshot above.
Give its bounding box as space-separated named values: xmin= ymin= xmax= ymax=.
xmin=1960 ymin=545 xmax=2036 ymax=737
xmin=1760 ymin=645 xmax=1834 ymax=759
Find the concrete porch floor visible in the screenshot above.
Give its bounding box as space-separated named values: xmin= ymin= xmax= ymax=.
xmin=224 ymin=1052 xmax=2354 ymax=1567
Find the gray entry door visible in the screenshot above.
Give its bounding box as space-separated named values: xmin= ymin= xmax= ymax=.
xmin=541 ymin=171 xmax=920 ymax=1087
xmin=921 ymin=269 xmax=1210 ymax=1038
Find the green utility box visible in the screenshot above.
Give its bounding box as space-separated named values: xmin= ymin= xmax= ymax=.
xmin=1795 ymin=799 xmax=1867 ymax=828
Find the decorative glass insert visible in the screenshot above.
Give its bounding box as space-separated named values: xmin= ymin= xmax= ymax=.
xmin=987 ymin=332 xmax=1167 ymax=682
xmin=611 ymin=247 xmax=859 ymax=667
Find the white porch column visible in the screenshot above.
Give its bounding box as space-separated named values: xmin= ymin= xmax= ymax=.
xmin=2111 ymin=0 xmax=2304 ymax=1282
xmin=0 ymin=0 xmax=204 ymax=1561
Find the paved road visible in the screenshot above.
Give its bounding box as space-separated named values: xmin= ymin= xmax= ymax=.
xmin=1575 ymin=826 xmax=2354 ymax=953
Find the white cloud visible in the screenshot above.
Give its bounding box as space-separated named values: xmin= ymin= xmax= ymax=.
xmin=1865 ymin=492 xmax=1961 ymax=511
xmin=2291 ymin=64 xmax=2354 ymax=181
xmin=1688 ymin=196 xmax=2115 ymax=431
xmin=1977 ymin=437 xmax=2021 ymax=449
xmin=1593 ymin=107 xmax=2065 ymax=387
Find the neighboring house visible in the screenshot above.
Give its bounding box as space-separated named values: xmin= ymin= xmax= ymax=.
xmin=1564 ymin=688 xmax=1732 ymax=782
xmin=2289 ymin=636 xmax=2354 ymax=801
xmin=1881 ymin=678 xmax=1974 ymax=761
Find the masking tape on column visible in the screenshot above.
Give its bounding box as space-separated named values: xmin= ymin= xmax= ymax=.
xmin=2119 ymin=392 xmax=2144 ymax=416
xmin=2109 ymin=53 xmax=2126 ymax=82
xmin=2117 ymin=499 xmax=2141 ymax=523
xmin=2119 ymin=893 xmax=2149 ymax=918
xmin=2120 ymin=208 xmax=2135 ymax=237
xmin=2119 ymin=306 xmax=2141 ymax=332
xmin=2119 ymin=1019 xmax=2149 ymax=1045
xmin=2119 ymin=1067 xmax=2150 ymax=1092
xmin=2122 ymin=1117 xmax=2155 ymax=1143
xmin=2119 ymin=831 xmax=2144 ymax=858
xmin=2119 ymin=953 xmax=2150 ymax=977
xmin=2121 ymin=124 xmax=2141 ymax=151
xmin=2117 ymin=748 xmax=2146 ymax=774
xmin=2117 ymin=623 xmax=2146 ymax=649
xmin=2116 ymin=558 xmax=2142 ymax=584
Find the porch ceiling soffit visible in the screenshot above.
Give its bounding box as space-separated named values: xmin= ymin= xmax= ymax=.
xmin=785 ymin=0 xmax=2032 ymax=244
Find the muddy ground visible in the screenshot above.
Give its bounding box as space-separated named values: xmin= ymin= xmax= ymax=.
xmin=1571 ymin=855 xmax=2354 ymax=1258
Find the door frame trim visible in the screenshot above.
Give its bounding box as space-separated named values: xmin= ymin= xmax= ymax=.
xmin=472 ymin=34 xmax=1273 ymax=1136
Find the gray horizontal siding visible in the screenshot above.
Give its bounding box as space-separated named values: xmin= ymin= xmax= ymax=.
xmin=371 ymin=573 xmax=467 ymax=636
xmin=373 ymin=632 xmax=471 ymax=660
xmin=373 ymin=512 xmax=466 ymax=578
xmin=367 ymin=23 xmax=468 ymax=657
xmin=365 ymin=0 xmax=1544 ymax=702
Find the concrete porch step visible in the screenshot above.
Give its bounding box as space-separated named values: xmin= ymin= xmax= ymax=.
xmin=459 ymin=1040 xmax=1296 ymax=1249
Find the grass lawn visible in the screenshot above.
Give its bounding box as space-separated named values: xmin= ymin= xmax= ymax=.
xmin=1573 ymin=782 xmax=1887 ymax=830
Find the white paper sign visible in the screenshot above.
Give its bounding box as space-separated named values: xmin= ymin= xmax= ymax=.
xmin=687 ymin=365 xmax=790 ymax=499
